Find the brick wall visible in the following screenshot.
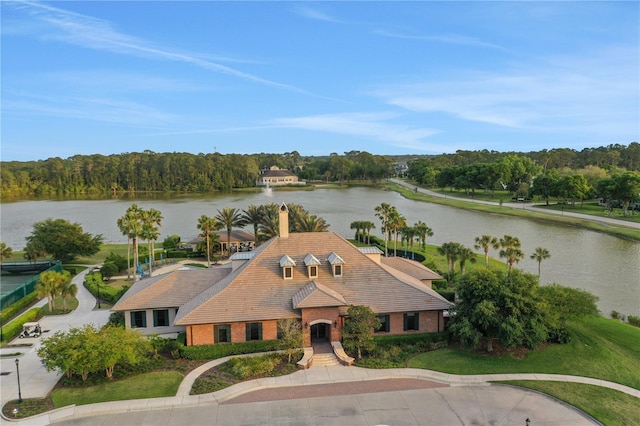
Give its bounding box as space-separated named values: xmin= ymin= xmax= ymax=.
xmin=301 ymin=307 xmax=340 ymax=346
xmin=188 ymin=324 xmax=214 ymax=346
xmin=382 ymin=310 xmax=445 ymax=336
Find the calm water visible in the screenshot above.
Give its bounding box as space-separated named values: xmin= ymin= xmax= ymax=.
xmin=1 ymin=187 xmax=639 ymax=316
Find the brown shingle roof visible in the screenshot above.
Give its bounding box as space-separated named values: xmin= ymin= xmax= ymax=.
xmin=173 ymin=232 xmax=452 ymax=326
xmin=261 ymin=169 xmax=296 ymax=178
xmin=293 ymin=281 xmax=348 ymax=308
xmin=112 ymin=266 xmax=232 ymax=311
xmin=380 ymin=257 xmax=443 ymax=281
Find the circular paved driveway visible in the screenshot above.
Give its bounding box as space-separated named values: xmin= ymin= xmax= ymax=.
xmin=51 ymin=383 xmax=597 ymax=425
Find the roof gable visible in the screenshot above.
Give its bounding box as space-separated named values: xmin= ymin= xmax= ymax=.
xmin=173 ymin=232 xmax=452 ymax=325
xmin=292 ymin=281 xmax=348 ymax=308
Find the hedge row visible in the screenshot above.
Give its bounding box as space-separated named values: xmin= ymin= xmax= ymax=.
xmin=373 ymin=332 xmax=449 ymax=347
xmin=0 ymin=308 xmax=42 ymax=343
xmin=180 ymin=339 xmax=282 ymax=360
xmin=84 ymin=274 xmax=129 ymax=305
xmin=0 ymin=292 xmax=40 ymax=324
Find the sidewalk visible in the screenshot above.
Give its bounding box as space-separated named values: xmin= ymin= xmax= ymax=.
xmin=390 ymin=178 xmax=640 ymax=230
xmin=3 ymin=260 xmax=637 ymax=425
xmin=10 ymin=360 xmax=635 ymax=425
xmin=0 ymin=260 xmax=211 ymax=412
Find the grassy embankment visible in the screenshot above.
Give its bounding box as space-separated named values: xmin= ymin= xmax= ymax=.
xmin=388 ymin=182 xmax=640 ymax=241
xmin=408 ymin=316 xmax=640 ymax=425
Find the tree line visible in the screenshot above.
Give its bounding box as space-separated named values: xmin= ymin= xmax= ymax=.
xmin=407 ymin=145 xmax=640 ymax=215
xmin=0 ymin=150 xmax=394 ymax=198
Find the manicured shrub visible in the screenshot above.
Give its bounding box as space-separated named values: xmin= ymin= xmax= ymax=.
xmin=434 ymin=287 xmax=456 ymax=302
xmin=0 ymin=308 xmax=42 ymax=342
xmin=166 ymin=250 xmax=188 ymax=259
xmin=1 ymin=292 xmax=40 ymax=324
xmin=179 ymin=340 xmax=281 ymax=360
xmin=100 ymin=262 xmax=119 ymax=280
xmin=224 ymin=353 xmax=281 ymax=379
xmin=84 ymin=273 xmax=129 ymax=304
xmin=105 ymin=252 xmax=128 ymax=272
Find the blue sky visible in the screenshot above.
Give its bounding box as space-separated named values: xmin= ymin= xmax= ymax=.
xmin=1 ymin=1 xmax=638 ymax=161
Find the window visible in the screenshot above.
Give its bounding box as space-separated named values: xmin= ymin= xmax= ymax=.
xmin=130 ymin=311 xmax=147 ymax=328
xmin=334 ymin=264 xmax=342 ymax=276
xmin=309 ymin=265 xmax=318 ymax=278
xmin=403 ymin=312 xmax=419 ymax=331
xmin=153 ymin=309 xmax=170 ymax=327
xmin=284 ymin=267 xmax=293 ymax=279
xmin=376 ymin=315 xmax=390 ymax=333
xmin=214 ymin=325 xmax=231 ymax=343
xmin=245 ymin=322 xmax=263 ymax=341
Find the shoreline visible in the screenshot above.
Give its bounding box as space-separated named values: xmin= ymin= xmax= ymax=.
xmin=388 ymin=179 xmax=640 ymax=242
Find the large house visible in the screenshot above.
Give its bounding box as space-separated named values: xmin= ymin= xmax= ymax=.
xmin=112 ymin=204 xmax=452 ymax=348
xmin=256 ymin=166 xmax=305 ymax=186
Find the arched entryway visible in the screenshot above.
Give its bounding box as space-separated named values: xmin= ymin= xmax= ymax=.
xmin=310 ymin=322 xmax=330 ymax=342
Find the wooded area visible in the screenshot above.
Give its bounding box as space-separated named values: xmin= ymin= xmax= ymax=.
xmin=0 ymin=150 xmax=393 ymax=197
xmin=1 ymin=143 xmax=638 ymax=198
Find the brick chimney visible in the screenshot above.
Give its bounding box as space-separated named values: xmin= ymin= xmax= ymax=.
xmin=279 ymin=202 xmax=289 ymax=238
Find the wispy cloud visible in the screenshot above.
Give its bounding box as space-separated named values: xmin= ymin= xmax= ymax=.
xmin=5 ymin=92 xmax=178 ymax=126
xmin=269 ymin=112 xmax=440 ymax=151
xmin=291 ymin=5 xmax=343 ymax=24
xmin=372 ymin=46 xmax=639 ymax=136
xmin=8 ymin=1 xmax=308 ymax=94
xmin=374 ymin=29 xmax=505 ymax=50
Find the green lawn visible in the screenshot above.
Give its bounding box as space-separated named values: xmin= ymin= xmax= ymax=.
xmin=408 ymin=316 xmax=640 ymax=390
xmin=499 ymin=381 xmax=640 ymax=425
xmin=536 ymin=202 xmax=640 ymax=223
xmin=51 ymin=371 xmax=184 ymax=408
xmin=39 ymin=296 xmax=79 ymax=315
xmin=391 ymin=183 xmax=640 ymax=241
xmin=73 ymin=244 xmax=130 ymax=265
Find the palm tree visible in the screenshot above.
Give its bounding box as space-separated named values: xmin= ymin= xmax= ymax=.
xmin=258 ymin=204 xmax=280 ymax=240
xmin=141 ymin=222 xmax=160 ymax=276
xmin=374 ymin=203 xmax=392 ymax=256
xmin=59 ymin=273 xmax=77 ymax=311
xmin=387 ymin=208 xmax=406 ymax=256
xmin=295 ymin=214 xmax=330 ymax=232
xmin=457 ymin=246 xmax=477 ymax=274
xmin=144 ymin=208 xmax=163 ymax=273
xmin=197 ymin=215 xmax=219 ymax=268
xmin=474 ymin=235 xmax=500 ymax=267
xmin=361 ymin=221 xmax=375 ymax=244
xmin=286 ymin=204 xmax=307 ymax=232
xmin=437 ymin=242 xmax=461 ymax=275
xmin=0 ymin=242 xmax=13 ymax=264
xmin=499 ymin=235 xmax=523 ymax=274
xmin=36 ymin=271 xmax=63 ymax=311
xmin=118 ymin=204 xmax=143 ymax=281
xmin=414 ymin=221 xmax=433 ymax=250
xmin=531 ymin=247 xmax=551 ymax=277
xmin=215 ymin=207 xmax=246 ymax=256
xmin=350 ymin=221 xmax=363 ymax=242
xmin=242 ymin=205 xmax=263 ymax=245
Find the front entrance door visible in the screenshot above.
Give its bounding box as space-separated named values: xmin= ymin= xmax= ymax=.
xmin=310 ymin=323 xmax=328 ymax=342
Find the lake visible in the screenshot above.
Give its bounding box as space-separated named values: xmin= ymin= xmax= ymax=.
xmin=1 ymin=187 xmax=638 ymax=316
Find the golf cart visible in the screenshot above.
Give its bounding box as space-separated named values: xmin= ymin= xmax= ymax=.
xmin=19 ymin=322 xmax=42 ymax=338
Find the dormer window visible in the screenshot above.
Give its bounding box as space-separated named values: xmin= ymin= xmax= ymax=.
xmin=304 ymin=253 xmax=321 ymax=279
xmin=334 ymin=264 xmax=342 ymax=276
xmin=327 ymin=252 xmax=345 ymax=277
xmin=279 ymin=255 xmax=296 ymax=280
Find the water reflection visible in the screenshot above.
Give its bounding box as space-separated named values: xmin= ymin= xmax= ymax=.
xmin=1 ymin=187 xmax=638 ymax=316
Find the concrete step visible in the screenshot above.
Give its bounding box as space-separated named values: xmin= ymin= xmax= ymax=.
xmin=312 ymin=353 xmax=340 ymax=367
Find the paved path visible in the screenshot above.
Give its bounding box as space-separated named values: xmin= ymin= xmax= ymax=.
xmin=0 ymin=267 xmax=111 ymax=409
xmin=390 ymin=178 xmax=640 ymax=230
xmin=2 ymin=260 xmax=637 ymax=425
